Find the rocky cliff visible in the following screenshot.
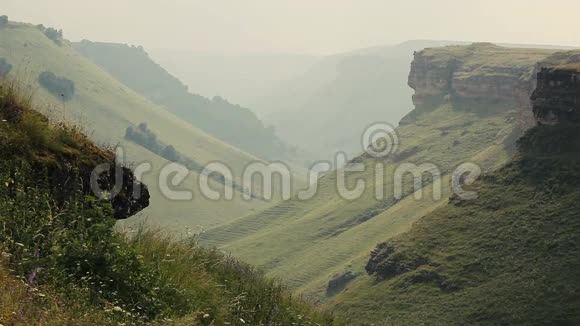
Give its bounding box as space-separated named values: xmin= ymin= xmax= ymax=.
xmin=407 ymin=43 xmax=551 ymax=108
xmin=406 ymin=44 xmax=580 ymax=135
xmin=350 ymin=52 xmax=580 ymax=325
xmin=532 ymin=67 xmax=580 ymax=125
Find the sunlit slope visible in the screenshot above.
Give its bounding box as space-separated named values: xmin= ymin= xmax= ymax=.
xmin=0 ymin=22 xmax=265 ymax=231
xmin=201 ymin=102 xmax=514 ymax=296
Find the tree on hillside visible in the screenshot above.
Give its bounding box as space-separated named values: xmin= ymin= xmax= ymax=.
xmin=38 ymin=71 xmax=75 ymax=101
xmin=161 ymin=145 xmax=179 ymax=162
xmin=0 ymin=15 xmax=8 ymax=27
xmin=138 ymin=122 xmax=148 ymax=132
xmin=43 ymin=27 xmax=64 ymax=45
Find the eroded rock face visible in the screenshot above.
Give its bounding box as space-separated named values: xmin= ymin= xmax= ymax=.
xmin=513 ymin=74 xmax=538 ymax=132
xmin=532 ymin=68 xmax=580 ymax=125
xmin=365 ymin=242 xmax=428 ymax=279
xmin=406 ymin=45 xmax=580 ymax=135
xmin=452 ymin=71 xmax=524 ymax=101
xmin=408 ymin=43 xmax=537 ymax=109
xmin=408 ymin=53 xmax=455 ymax=106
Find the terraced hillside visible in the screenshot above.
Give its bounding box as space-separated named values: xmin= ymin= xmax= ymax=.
xmin=200 ymin=44 xmax=561 ymax=299
xmin=0 ymin=21 xmax=267 ymax=233
xmin=328 ymin=64 xmax=580 ymax=324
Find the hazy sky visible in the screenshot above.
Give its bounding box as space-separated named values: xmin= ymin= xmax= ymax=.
xmin=3 ymin=0 xmax=580 ymax=54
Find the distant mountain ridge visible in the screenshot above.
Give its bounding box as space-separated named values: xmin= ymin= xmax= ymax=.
xmin=154 ymin=40 xmax=575 ymax=162
xmin=73 ymin=40 xmax=296 ymax=161
xmin=247 ymin=40 xmax=468 ymax=160
xmin=0 ymin=21 xmax=266 ymax=233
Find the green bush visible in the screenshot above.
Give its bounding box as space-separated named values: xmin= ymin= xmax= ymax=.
xmin=125 ymin=122 xmax=181 ymax=161
xmin=0 ymin=15 xmax=7 ymax=27
xmin=38 ymin=71 xmax=75 ymax=101
xmin=43 ymin=27 xmax=63 ymax=45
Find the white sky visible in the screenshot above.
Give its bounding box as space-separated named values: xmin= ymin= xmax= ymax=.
xmin=3 ymin=0 xmax=580 ymax=54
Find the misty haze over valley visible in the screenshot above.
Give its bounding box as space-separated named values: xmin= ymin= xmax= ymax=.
xmin=1 ymin=1 xmax=580 ymax=325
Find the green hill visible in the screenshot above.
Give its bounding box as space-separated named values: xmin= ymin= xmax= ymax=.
xmin=72 ymin=40 xmax=296 ymax=161
xmin=200 ymin=43 xmax=561 ymax=301
xmin=0 ymin=79 xmax=341 ymax=325
xmin=0 ymin=21 xmax=268 ymax=233
xmin=328 ymin=66 xmax=580 ymax=324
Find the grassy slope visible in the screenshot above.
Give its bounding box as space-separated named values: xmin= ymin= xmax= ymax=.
xmin=72 ymin=41 xmax=295 ymax=162
xmin=0 ymin=22 xmax=266 ymax=232
xmin=0 ymin=80 xmax=342 ymax=326
xmin=202 ymin=101 xmax=514 ymax=298
xmin=0 ymin=263 xmax=111 ymax=325
xmin=200 ymin=44 xmax=561 ymax=301
xmin=327 ymin=127 xmax=580 ymax=324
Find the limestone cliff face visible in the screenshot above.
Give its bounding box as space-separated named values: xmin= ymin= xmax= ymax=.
xmin=365 ymin=64 xmax=580 ymax=287
xmin=407 ymin=53 xmax=454 ymax=106
xmin=531 ymin=67 xmax=580 ymax=125
xmin=406 ymin=44 xmax=580 ymax=133
xmin=407 ymin=43 xmax=543 ymax=108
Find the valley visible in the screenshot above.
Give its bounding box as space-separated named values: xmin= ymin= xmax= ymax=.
xmin=1 ymin=7 xmax=580 ymax=325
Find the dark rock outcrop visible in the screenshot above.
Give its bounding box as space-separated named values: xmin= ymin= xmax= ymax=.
xmin=0 ymin=107 xmax=150 ymax=220
xmin=326 ymin=271 xmax=358 ymax=297
xmin=90 ymin=164 xmax=150 ymax=220
xmin=365 ymin=242 xmax=428 ymax=279
xmin=27 ymin=153 xmax=150 ymax=220
xmin=532 ymin=68 xmax=580 ymax=125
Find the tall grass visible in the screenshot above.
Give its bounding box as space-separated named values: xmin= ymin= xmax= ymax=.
xmin=0 ymin=78 xmax=342 ymax=325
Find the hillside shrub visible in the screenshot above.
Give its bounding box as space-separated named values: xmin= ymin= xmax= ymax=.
xmin=161 ymin=144 xmax=179 ymax=162
xmin=125 ymin=123 xmax=163 ymax=153
xmin=43 ymin=27 xmax=63 ymax=45
xmin=38 ymin=71 xmax=75 ymax=101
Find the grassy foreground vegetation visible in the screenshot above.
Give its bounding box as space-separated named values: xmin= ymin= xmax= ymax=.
xmin=0 ymin=81 xmax=341 ymax=325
